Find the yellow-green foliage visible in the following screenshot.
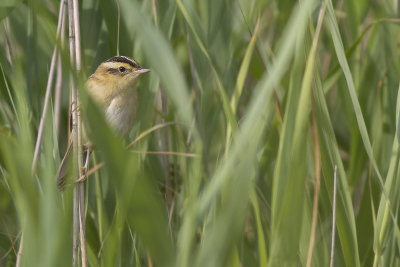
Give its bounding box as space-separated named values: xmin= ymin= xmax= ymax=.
xmin=0 ymin=0 xmax=399 ymax=266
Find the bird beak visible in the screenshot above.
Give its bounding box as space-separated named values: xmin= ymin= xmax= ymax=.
xmin=135 ymin=68 xmax=151 ymax=74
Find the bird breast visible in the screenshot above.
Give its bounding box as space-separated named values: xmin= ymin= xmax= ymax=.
xmin=105 ymin=90 xmax=138 ymax=136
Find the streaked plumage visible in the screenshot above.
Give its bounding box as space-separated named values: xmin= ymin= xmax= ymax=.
xmin=57 ymin=56 xmax=150 ymax=189
xmin=86 ymin=56 xmax=150 ymax=135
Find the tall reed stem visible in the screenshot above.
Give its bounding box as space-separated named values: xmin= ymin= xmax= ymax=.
xmin=68 ymin=0 xmax=87 ymax=265
xmin=32 ymin=0 xmax=66 ymax=172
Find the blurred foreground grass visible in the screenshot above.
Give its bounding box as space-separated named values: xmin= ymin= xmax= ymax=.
xmin=1 ymin=0 xmax=400 ymax=266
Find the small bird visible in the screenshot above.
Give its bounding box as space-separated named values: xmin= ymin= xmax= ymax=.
xmin=86 ymin=56 xmax=150 ymax=136
xmin=57 ymin=56 xmax=150 ymax=189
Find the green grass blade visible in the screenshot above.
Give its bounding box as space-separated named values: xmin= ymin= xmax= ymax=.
xmin=176 ymin=0 xmax=238 ymax=134
xmin=325 ymin=0 xmax=384 ymax=189
xmin=225 ymin=18 xmax=260 ymax=151
xmin=251 ymin=189 xmax=268 ymax=267
xmin=269 ymin=2 xmax=321 ymax=264
xmin=121 ymin=0 xmax=194 ymax=130
xmin=83 ymin=94 xmax=175 ymax=266
xmin=192 ymin=1 xmax=314 ymax=266
xmin=313 ymin=71 xmax=361 ymax=267
xmin=373 ymin=83 xmax=400 ymax=265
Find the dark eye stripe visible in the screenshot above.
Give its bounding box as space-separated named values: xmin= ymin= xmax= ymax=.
xmin=107 ymin=67 xmax=133 ymax=75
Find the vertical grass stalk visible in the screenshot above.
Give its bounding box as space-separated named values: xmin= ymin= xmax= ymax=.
xmin=32 ymin=0 xmax=67 ymax=172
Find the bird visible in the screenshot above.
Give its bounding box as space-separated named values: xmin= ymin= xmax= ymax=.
xmin=57 ymin=56 xmax=150 ymax=189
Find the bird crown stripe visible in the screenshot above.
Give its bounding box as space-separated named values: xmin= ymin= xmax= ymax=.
xmin=106 ymin=56 xmax=138 ymax=68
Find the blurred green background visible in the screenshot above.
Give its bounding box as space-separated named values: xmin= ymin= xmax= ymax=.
xmin=1 ymin=0 xmax=400 ymax=266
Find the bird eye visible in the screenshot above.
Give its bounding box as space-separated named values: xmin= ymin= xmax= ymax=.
xmin=119 ymin=66 xmax=126 ymax=72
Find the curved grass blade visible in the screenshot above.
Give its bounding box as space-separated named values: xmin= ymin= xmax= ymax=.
xmin=313 ymin=71 xmax=361 ymax=267
xmin=373 ymin=83 xmax=400 ymax=265
xmin=225 ymin=18 xmax=260 ymax=151
xmin=325 ymin=0 xmax=384 ymax=187
xmin=176 ymin=0 xmax=238 ymax=134
xmin=270 ymin=2 xmax=322 ymax=264
xmin=324 ymin=19 xmax=400 ymax=93
xmin=250 ymin=189 xmax=268 ymax=267
xmin=324 ymin=5 xmax=400 ymax=263
xmin=191 ymin=1 xmax=315 ymax=266
xmin=120 ymin=0 xmax=194 ymax=131
xmin=82 ymin=94 xmax=175 ymax=266
xmin=0 ymin=0 xmax=20 ymax=21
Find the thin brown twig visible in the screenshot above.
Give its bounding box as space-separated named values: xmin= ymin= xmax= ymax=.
xmin=306 ymin=95 xmax=322 ymax=267
xmin=1 ymin=218 xmax=17 ymax=257
xmin=15 ymin=231 xmax=23 ymax=267
xmin=377 ymin=56 xmax=393 ymax=91
xmin=129 ymin=150 xmax=199 ymax=158
xmin=0 ymin=231 xmax=21 ymax=262
xmin=126 ymin=121 xmax=177 ymax=148
xmin=147 ymin=251 xmax=154 ymax=267
xmin=76 ymin=162 xmax=104 ymax=182
xmin=152 ymin=0 xmax=158 ymax=26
